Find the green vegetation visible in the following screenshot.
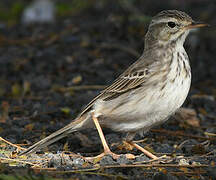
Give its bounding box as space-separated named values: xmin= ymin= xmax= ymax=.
xmin=0 ymin=2 xmax=24 ymax=24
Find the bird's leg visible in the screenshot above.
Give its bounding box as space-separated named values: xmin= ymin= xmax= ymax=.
xmin=125 ymin=132 xmax=158 ymax=160
xmin=86 ymin=112 xmax=135 ymax=160
xmin=127 ymin=141 xmax=158 ymax=159
xmin=91 ymin=112 xmax=119 ymax=159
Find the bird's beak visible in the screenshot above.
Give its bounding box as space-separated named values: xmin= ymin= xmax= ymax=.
xmin=184 ymin=22 xmax=209 ymax=30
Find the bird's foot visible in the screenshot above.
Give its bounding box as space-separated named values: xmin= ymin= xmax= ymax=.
xmin=126 ymin=141 xmax=158 ymax=160
xmin=85 ymin=149 xmax=135 ymax=161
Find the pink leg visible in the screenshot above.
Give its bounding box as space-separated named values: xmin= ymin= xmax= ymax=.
xmin=86 ymin=113 xmax=135 ymax=160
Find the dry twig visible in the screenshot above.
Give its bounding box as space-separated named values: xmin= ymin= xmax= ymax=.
xmin=0 ymin=137 xmax=26 ymax=150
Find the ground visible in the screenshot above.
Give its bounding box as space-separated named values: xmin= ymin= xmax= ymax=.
xmin=0 ymin=0 xmax=215 ymax=179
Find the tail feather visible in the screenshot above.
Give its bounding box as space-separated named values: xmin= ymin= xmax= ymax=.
xmin=19 ymin=118 xmax=86 ymax=156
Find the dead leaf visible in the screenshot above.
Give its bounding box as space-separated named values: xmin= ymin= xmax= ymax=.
xmin=72 ymin=75 xmax=82 ymax=84
xmin=11 ymin=83 xmax=22 ymax=97
xmin=23 ymin=81 xmax=31 ymax=95
xmin=125 ymin=153 xmax=135 ymax=159
xmin=61 ymin=107 xmax=71 ymax=115
xmin=175 ymin=108 xmax=200 ymax=127
xmin=117 ymin=141 xmax=134 ymax=151
xmin=198 ymin=107 xmax=207 ymax=115
xmin=179 ymin=167 xmax=189 ymax=173
xmin=191 ymin=144 xmax=206 ymax=155
xmin=24 ymin=123 xmax=34 ymax=131
xmin=63 ymin=142 xmax=69 ymax=152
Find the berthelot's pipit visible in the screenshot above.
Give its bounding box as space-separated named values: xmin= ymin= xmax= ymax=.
xmin=20 ymin=10 xmax=208 ymax=159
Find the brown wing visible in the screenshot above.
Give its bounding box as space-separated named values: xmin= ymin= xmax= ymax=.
xmin=101 ymin=66 xmax=150 ymax=101
xmin=78 ymin=55 xmax=159 ymax=117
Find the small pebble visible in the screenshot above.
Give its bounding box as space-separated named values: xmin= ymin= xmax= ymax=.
xmin=135 ymin=154 xmax=150 ymax=162
xmin=72 ymin=157 xmax=85 ymax=167
xmin=116 ymin=155 xmax=130 ymax=164
xmin=100 ymin=155 xmax=116 ymax=166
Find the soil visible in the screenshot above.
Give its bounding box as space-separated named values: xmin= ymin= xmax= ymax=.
xmin=0 ymin=0 xmax=215 ymax=179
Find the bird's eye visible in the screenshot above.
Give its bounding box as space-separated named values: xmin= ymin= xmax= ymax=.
xmin=168 ymin=21 xmax=176 ymax=28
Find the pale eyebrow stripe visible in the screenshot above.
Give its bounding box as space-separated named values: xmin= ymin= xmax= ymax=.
xmin=150 ymin=18 xmax=177 ymax=26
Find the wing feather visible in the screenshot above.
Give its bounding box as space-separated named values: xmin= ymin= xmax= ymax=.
xmin=78 ymin=55 xmax=160 ymax=117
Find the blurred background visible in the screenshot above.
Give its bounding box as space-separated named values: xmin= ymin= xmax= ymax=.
xmin=0 ymin=0 xmax=215 ymax=143
xmin=0 ymin=0 xmax=215 ymax=179
xmin=0 ymin=0 xmax=215 ymax=142
xmin=0 ymin=0 xmax=215 ymax=94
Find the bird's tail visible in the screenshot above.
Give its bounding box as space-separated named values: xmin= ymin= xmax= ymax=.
xmin=19 ymin=116 xmax=88 ymax=156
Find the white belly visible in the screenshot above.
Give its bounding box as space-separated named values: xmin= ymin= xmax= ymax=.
xmin=93 ymin=50 xmax=191 ymax=133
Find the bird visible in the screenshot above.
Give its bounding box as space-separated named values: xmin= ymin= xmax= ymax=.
xmin=19 ymin=10 xmax=208 ymax=159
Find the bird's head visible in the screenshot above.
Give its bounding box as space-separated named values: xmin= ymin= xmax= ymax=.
xmin=145 ymin=10 xmax=208 ymax=49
